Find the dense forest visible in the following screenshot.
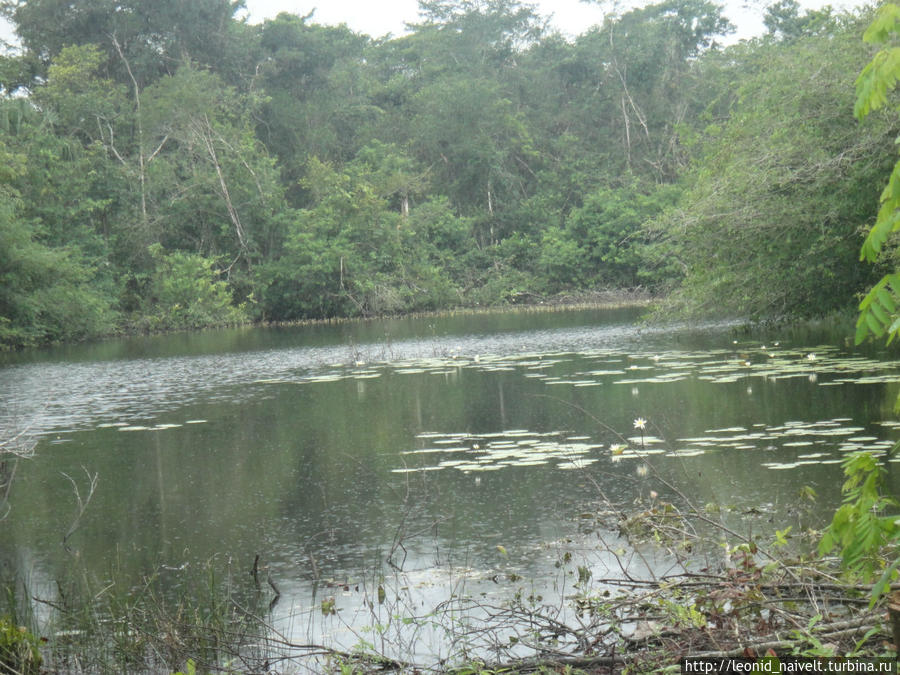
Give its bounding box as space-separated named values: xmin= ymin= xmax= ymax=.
xmin=0 ymin=0 xmax=895 ymax=349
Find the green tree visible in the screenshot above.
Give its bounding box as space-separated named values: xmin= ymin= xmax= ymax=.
xmin=1 ymin=0 xmax=242 ymax=84
xmin=259 ymin=155 xmax=403 ymax=319
xmin=763 ymin=0 xmax=838 ymax=41
xmin=0 ymin=140 xmax=115 ymax=348
xmin=653 ymin=12 xmax=892 ymax=318
xmin=540 ymin=181 xmax=681 ymax=291
xmin=573 ymin=0 xmax=734 ymax=180
xmin=254 ymin=13 xmax=373 ymax=192
xmin=134 ymin=244 xmax=247 ymax=332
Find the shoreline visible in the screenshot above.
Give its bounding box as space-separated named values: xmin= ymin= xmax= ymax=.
xmin=258 ymin=288 xmax=657 ymax=328
xmin=1 ymin=288 xmax=659 ymax=354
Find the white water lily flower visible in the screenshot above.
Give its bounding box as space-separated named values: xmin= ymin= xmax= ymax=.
xmin=610 ymin=444 xmax=625 ymax=456
xmin=634 ymin=418 xmax=647 ymax=430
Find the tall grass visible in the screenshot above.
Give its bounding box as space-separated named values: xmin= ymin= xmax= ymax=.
xmin=1 ymin=556 xmax=283 ymax=674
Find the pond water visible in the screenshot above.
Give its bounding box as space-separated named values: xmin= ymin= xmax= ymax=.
xmin=2 ymin=307 xmax=900 ymax=661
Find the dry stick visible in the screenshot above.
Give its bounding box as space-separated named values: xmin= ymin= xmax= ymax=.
xmin=233 ymin=599 xmax=413 ymax=671
xmin=198 ymin=114 xmax=248 ymax=255
xmin=61 ymin=467 xmax=99 ymax=553
xmin=251 ymin=553 xmax=261 ymax=588
xmin=266 ymin=571 xmax=280 ymax=601
xmin=597 ymin=569 xmax=881 ymax=654
xmin=0 ymin=459 xmax=18 ymax=521
xmin=110 ymin=34 xmax=151 ymax=224
xmin=492 ymin=653 xmax=628 ymax=673
xmin=0 ymin=425 xmax=32 ymax=518
xmin=0 ymin=426 xmax=33 ymax=451
xmin=888 ymin=590 xmax=900 ymax=655
xmin=661 ymin=568 xmax=900 ymax=595
xmin=689 ymin=623 xmax=883 ymax=660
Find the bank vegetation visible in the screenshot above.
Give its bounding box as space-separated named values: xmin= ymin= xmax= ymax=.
xmin=0 ymin=0 xmax=895 ymax=349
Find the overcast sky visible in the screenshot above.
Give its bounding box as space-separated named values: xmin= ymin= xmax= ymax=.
xmin=242 ymin=0 xmax=612 ymax=39
xmin=0 ymin=0 xmax=870 ymax=51
xmin=239 ymin=0 xmax=864 ymax=42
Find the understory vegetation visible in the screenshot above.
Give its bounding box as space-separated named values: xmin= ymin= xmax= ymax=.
xmin=0 ymin=0 xmax=896 ymax=349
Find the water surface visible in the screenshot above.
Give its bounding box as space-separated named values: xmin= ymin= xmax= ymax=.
xmin=3 ymin=308 xmax=900 ymax=658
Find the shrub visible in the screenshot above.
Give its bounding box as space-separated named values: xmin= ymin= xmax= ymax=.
xmin=0 ymin=617 xmax=41 ymax=675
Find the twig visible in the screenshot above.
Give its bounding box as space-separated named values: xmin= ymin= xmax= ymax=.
xmin=251 ymin=553 xmax=260 ymax=588
xmin=61 ymin=467 xmax=99 ymax=554
xmin=689 ymin=622 xmax=883 ymax=659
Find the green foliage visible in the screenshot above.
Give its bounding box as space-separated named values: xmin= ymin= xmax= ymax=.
xmin=0 ymin=0 xmax=891 ymax=344
xmin=551 ymin=182 xmax=681 ymax=289
xmin=0 ymin=185 xmax=117 ymax=349
xmin=853 ymin=4 xmax=900 ymax=346
xmin=655 ymin=16 xmax=889 ymax=318
xmin=856 ymin=273 xmax=900 ymax=343
xmin=764 ymin=0 xmax=839 ymax=42
xmin=136 ymin=244 xmax=247 ymax=332
xmin=3 ymin=0 xmax=241 ymax=84
xmin=789 ymin=615 xmax=837 ymax=657
xmin=172 ymin=658 xmax=197 ymax=675
xmin=659 ymin=596 xmax=707 ymax=630
xmin=855 ymin=3 xmax=900 ymax=122
xmin=818 ymin=452 xmax=900 ymax=602
xmin=0 ymin=617 xmax=42 ymax=675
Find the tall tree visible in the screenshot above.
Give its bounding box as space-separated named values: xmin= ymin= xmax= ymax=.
xmin=254 ymin=13 xmax=372 ymax=194
xmin=0 ymin=118 xmax=116 ymax=348
xmin=651 ymin=10 xmax=894 ymax=318
xmin=583 ymin=0 xmax=734 ymax=180
xmin=1 ymin=0 xmax=242 ymax=84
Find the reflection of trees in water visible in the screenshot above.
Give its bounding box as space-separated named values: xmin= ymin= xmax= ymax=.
xmin=0 ymin=424 xmax=35 ymax=522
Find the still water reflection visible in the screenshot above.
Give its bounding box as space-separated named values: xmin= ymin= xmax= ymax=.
xmin=2 ymin=308 xmax=900 ymax=652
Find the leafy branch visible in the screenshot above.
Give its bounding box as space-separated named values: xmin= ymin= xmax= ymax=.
xmin=855 ymin=4 xmax=900 ymax=344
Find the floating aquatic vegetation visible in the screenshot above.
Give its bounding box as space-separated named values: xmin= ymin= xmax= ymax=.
xmin=557 ymin=458 xmax=598 ymax=470
xmin=665 ymin=449 xmax=705 ymax=457
xmin=236 ymin=337 xmax=900 ymax=410
xmin=243 ymin=337 xmax=900 ymax=478
xmin=391 ymin=466 xmax=445 ymax=474
xmin=627 ymin=435 xmax=663 ymax=445
xmin=401 ymin=447 xmax=468 ymax=455
xmin=396 ymin=429 xmax=607 ymax=474
xmin=663 ymin=416 xmax=900 ymax=471
xmin=762 ymin=462 xmax=802 ymax=470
